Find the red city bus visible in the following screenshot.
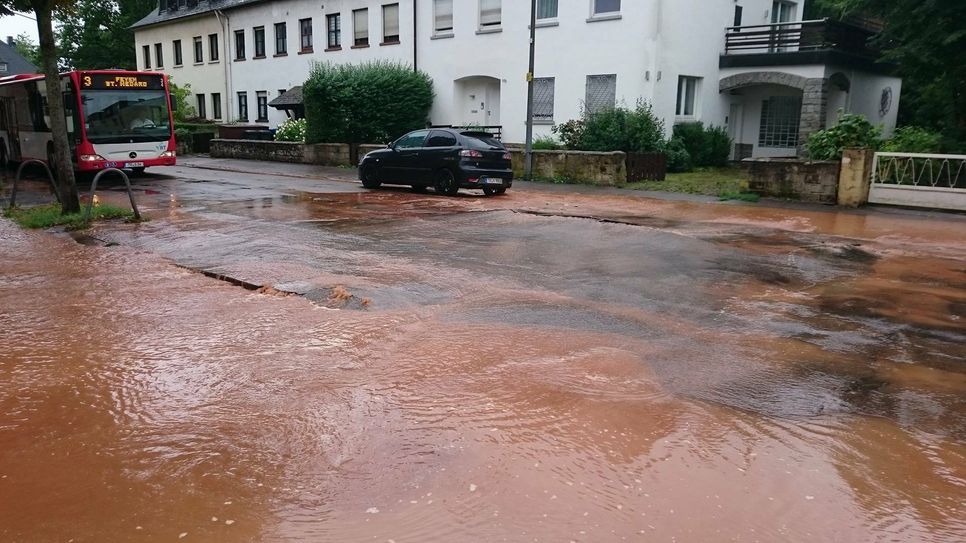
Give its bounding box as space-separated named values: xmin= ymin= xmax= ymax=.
xmin=0 ymin=70 xmax=176 ymax=174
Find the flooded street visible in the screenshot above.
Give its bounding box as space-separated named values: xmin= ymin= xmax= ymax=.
xmin=1 ymin=159 xmax=964 ymax=542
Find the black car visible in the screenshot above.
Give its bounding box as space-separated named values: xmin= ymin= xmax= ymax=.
xmin=358 ymin=128 xmax=513 ymax=196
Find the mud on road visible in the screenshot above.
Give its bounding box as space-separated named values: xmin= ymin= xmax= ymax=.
xmin=1 ymin=163 xmax=964 ymax=542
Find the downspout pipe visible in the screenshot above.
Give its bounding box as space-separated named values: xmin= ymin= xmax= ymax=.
xmin=413 ymin=0 xmax=418 ymax=72
xmin=215 ymin=10 xmax=232 ymax=122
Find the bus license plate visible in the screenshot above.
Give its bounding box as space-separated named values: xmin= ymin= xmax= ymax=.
xmin=127 ymin=162 xmax=144 ymax=168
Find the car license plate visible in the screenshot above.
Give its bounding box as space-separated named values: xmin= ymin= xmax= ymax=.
xmin=127 ymin=162 xmax=144 ymax=168
xmin=485 ymin=178 xmax=503 ymax=185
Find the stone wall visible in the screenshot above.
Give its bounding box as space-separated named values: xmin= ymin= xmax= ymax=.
xmin=305 ymin=143 xmax=351 ymax=166
xmin=210 ymin=139 xmax=354 ymax=166
xmin=508 ymin=149 xmax=626 ymax=186
xmin=211 ymin=139 xmax=305 ymax=163
xmin=742 ymin=157 xmax=841 ymax=204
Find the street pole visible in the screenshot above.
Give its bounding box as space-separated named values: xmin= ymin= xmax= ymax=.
xmin=524 ymin=0 xmax=537 ymax=181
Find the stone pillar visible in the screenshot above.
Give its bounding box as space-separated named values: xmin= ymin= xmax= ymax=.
xmin=837 ymin=148 xmax=875 ymax=207
xmin=797 ymin=77 xmax=829 ymax=155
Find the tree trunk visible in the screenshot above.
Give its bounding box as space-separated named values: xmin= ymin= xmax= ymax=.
xmin=35 ymin=1 xmax=80 ymax=213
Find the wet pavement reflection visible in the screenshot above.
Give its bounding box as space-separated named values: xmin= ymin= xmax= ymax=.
xmin=1 ymin=163 xmax=964 ymax=542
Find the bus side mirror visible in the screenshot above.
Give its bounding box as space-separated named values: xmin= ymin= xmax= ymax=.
xmin=171 ymin=99 xmax=178 ymax=112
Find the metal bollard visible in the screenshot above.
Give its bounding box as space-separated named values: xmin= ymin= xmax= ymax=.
xmin=7 ymin=159 xmax=61 ymax=209
xmin=84 ymin=168 xmax=142 ymax=222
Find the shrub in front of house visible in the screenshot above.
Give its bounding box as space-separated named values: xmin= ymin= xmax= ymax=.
xmin=806 ymin=113 xmax=882 ymax=160
xmin=564 ymin=100 xmax=666 ymax=153
xmin=303 ymin=61 xmax=434 ymax=144
xmin=665 ymin=138 xmax=693 ymax=173
xmin=275 ymin=118 xmax=307 ymax=143
xmin=532 ymin=135 xmax=563 ymax=150
xmin=672 ymin=122 xmax=732 ymax=168
xmin=881 ymin=126 xmax=944 ymax=153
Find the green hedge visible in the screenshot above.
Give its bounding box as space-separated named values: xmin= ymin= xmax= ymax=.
xmin=175 ymin=123 xmax=219 ymax=133
xmin=672 ymin=122 xmax=732 ymax=167
xmin=303 ymin=61 xmax=434 ymax=144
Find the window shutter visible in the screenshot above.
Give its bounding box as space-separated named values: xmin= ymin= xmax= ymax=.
xmin=384 ymin=5 xmax=400 ymax=37
xmin=354 ymin=10 xmax=368 ymax=42
xmin=480 ymin=0 xmax=501 ymax=27
xmin=435 ymin=0 xmax=453 ymax=32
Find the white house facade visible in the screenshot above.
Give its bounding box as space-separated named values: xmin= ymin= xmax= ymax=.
xmin=132 ymin=0 xmax=901 ymax=158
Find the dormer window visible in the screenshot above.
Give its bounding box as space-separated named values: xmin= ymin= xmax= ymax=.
xmin=0 ymin=62 xmax=8 ymax=73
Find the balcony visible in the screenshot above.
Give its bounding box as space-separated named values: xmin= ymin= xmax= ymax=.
xmin=720 ymin=19 xmax=883 ymax=71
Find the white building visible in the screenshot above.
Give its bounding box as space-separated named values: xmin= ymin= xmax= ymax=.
xmin=133 ymin=0 xmax=901 ymax=157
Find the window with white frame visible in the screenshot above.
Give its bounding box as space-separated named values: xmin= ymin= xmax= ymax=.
xmin=758 ymin=96 xmax=802 ymax=148
xmin=538 ymin=0 xmax=558 ymax=19
xmin=593 ymin=0 xmax=621 ymax=15
xmin=675 ymin=76 xmax=700 ymax=117
xmin=353 ymin=9 xmax=369 ymax=46
xmin=434 ymin=0 xmax=453 ymax=35
xmin=480 ymin=0 xmax=501 ymax=30
xmin=533 ymin=77 xmax=555 ymax=122
xmin=383 ymin=4 xmax=400 ymax=43
xmin=585 ymin=74 xmax=616 ymax=114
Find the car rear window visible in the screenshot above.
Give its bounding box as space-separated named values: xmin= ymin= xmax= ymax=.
xmin=461 ymin=132 xmax=505 ymax=150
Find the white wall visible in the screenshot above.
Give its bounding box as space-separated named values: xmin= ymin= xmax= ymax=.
xmin=133 ymin=0 xmax=899 ymax=156
xmin=226 ymin=0 xmax=415 ymax=127
xmin=827 ymin=66 xmax=901 ymax=138
xmin=135 ymin=14 xmax=228 ymax=123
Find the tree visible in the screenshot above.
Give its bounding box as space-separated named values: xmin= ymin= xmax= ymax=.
xmin=12 ymin=32 xmax=41 ymax=67
xmin=56 ymin=0 xmax=155 ymax=70
xmin=1 ymin=1 xmax=81 ymax=213
xmin=816 ymin=0 xmax=966 ymax=145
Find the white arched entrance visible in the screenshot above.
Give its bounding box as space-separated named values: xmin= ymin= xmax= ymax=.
xmin=454 ymin=76 xmax=501 ymax=127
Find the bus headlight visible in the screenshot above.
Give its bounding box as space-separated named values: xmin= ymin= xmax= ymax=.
xmin=79 ymin=154 xmax=106 ymax=162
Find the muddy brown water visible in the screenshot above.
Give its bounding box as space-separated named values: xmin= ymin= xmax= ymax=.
xmin=1 ymin=177 xmax=964 ymax=542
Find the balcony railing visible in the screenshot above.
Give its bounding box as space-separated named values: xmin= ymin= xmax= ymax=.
xmin=723 ymin=19 xmax=877 ymax=58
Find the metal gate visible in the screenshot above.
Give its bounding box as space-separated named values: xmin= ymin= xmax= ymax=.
xmin=626 ymin=152 xmax=667 ymax=182
xmin=868 ymin=152 xmax=966 ymax=211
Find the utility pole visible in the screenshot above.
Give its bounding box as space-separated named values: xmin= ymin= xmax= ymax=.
xmin=523 ymin=0 xmax=536 ymax=181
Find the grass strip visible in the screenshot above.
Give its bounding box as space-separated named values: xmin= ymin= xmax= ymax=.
xmin=4 ymin=203 xmax=135 ymax=230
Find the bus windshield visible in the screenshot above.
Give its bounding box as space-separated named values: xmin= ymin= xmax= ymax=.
xmin=81 ymin=89 xmax=171 ymax=144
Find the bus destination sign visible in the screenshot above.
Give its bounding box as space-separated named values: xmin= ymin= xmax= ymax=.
xmin=81 ymin=73 xmax=164 ymax=90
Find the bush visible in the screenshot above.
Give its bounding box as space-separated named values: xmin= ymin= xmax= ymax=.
xmin=806 ymin=113 xmax=882 ymax=160
xmin=275 ymin=118 xmax=307 ymax=142
xmin=567 ymin=100 xmax=665 ymax=153
xmin=532 ymin=135 xmax=562 ymax=150
xmin=175 ymin=123 xmax=218 ymax=133
xmin=665 ymin=138 xmax=693 ymax=173
xmin=174 ymin=128 xmax=194 ymax=146
xmin=672 ymin=122 xmax=732 ymax=168
xmin=882 ymin=126 xmax=943 ymax=153
xmin=672 ymin=122 xmax=709 ymax=165
xmin=551 ymin=119 xmax=585 ymax=149
xmin=303 ymin=61 xmax=434 ymax=144
xmin=167 ymin=77 xmax=196 ymax=123
xmin=705 ymin=125 xmax=733 ymax=167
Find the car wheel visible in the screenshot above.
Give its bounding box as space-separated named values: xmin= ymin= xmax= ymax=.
xmin=360 ymin=164 xmax=381 ymax=189
xmin=433 ymin=169 xmax=459 ymax=196
xmin=493 ymin=187 xmax=507 ymax=195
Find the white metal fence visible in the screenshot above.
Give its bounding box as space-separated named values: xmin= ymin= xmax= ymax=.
xmin=869 ymin=152 xmax=966 ymax=211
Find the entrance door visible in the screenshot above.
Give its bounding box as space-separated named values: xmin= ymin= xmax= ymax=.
xmin=727 ymin=103 xmax=744 ymax=160
xmin=2 ymin=97 xmax=20 ymax=161
xmin=770 ymin=1 xmax=795 ymax=52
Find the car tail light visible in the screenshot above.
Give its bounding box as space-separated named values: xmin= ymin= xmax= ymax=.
xmin=79 ymin=154 xmax=106 ymax=162
xmin=460 ymin=149 xmax=483 ymax=158
xmin=502 ymin=152 xmax=512 ymax=160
